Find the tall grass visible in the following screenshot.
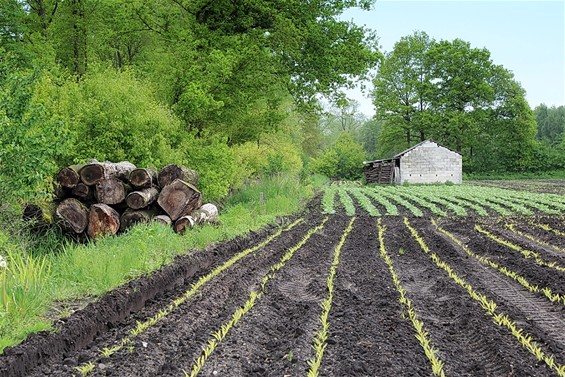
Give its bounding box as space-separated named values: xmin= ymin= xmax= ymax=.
xmin=0 ymin=173 xmax=319 ymax=353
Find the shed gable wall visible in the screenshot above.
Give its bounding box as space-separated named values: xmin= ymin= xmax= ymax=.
xmin=399 ymin=142 xmax=462 ymax=184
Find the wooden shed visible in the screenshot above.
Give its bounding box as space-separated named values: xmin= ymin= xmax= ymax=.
xmin=363 ymin=140 xmax=462 ymax=184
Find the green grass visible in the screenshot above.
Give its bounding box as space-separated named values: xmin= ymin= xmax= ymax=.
xmin=0 ymin=173 xmax=318 ymax=353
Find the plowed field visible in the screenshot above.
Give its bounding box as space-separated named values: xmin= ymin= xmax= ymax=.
xmin=2 ymin=189 xmax=565 ymax=377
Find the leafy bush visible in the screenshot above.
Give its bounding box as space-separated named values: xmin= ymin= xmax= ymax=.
xmin=0 ymin=68 xmax=73 ymax=201
xmin=231 ymin=132 xmax=303 ymax=182
xmin=311 ymin=132 xmax=366 ymax=180
xmin=180 ymin=133 xmax=237 ymax=202
xmin=60 ymin=68 xmax=185 ymax=167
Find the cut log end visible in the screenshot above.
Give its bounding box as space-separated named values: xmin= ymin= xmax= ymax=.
xmin=57 ymin=167 xmax=81 ymax=188
xmin=120 ymin=209 xmax=156 ymax=232
xmin=129 ymin=168 xmax=158 ymax=189
xmin=81 ymin=161 xmax=136 ymax=185
xmin=153 ymin=215 xmax=172 ymax=226
xmin=87 ymin=204 xmax=120 ymax=239
xmin=158 ymin=164 xmax=199 ymax=188
xmin=80 ymin=164 xmax=105 ymax=186
xmin=174 ymin=215 xmax=195 ymax=235
xmin=71 ymin=182 xmax=92 ymax=201
xmin=56 ymin=198 xmax=89 ymax=234
xmin=95 ymin=178 xmax=128 ymax=205
xmin=126 ymin=187 xmax=159 ymax=210
xmin=157 ymin=179 xmax=202 ymax=221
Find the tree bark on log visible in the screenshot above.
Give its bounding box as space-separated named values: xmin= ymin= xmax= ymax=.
xmin=56 ymin=198 xmax=89 ymax=234
xmin=153 ymin=215 xmax=172 ymax=226
xmin=57 ymin=164 xmax=84 ymax=188
xmin=80 ymin=161 xmax=136 ymax=185
xmin=174 ymin=215 xmax=195 ymax=235
xmin=87 ymin=204 xmax=120 ymax=239
xmin=120 ymin=208 xmax=157 ymax=232
xmin=71 ymin=182 xmax=93 ymax=201
xmin=129 ymin=168 xmax=158 ymax=189
xmin=126 ymin=187 xmax=159 ymax=209
xmin=158 ymin=164 xmax=199 ymax=188
xmin=157 ymin=179 xmax=202 ymax=221
xmin=190 ymin=203 xmax=219 ymax=225
xmin=95 ymin=178 xmax=129 ymax=205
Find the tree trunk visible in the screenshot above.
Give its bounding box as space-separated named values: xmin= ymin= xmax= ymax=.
xmin=56 ymin=164 xmax=84 ymax=188
xmin=80 ymin=160 xmax=136 ymax=185
xmin=87 ymin=204 xmax=120 ymax=239
xmin=71 ymin=182 xmax=93 ymax=201
xmin=157 ymin=179 xmax=202 ymax=221
xmin=190 ymin=203 xmax=219 ymax=225
xmin=174 ymin=215 xmax=195 ymax=235
xmin=153 ymin=215 xmax=172 ymax=226
xmin=56 ymin=198 xmax=89 ymax=234
xmin=129 ymin=168 xmax=158 ymax=189
xmin=126 ymin=187 xmax=159 ymax=209
xmin=95 ymin=178 xmax=129 ymax=205
xmin=158 ymin=164 xmax=199 ymax=188
xmin=120 ymin=208 xmax=157 ymax=232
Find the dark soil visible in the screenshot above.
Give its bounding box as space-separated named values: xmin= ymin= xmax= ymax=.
xmin=383 ymin=217 xmax=555 ymax=376
xmin=2 ymin=197 xmax=565 ymax=376
xmin=467 ymin=179 xmax=565 ymax=195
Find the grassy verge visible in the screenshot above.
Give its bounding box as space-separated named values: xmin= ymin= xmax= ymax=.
xmin=0 ymin=173 xmax=321 ymax=353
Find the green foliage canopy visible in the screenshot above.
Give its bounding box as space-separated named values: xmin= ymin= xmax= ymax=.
xmin=372 ymin=32 xmax=538 ymax=172
xmin=311 ymin=132 xmax=366 ymax=180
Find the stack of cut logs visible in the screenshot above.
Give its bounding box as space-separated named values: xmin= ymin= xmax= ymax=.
xmin=54 ymin=160 xmax=218 ymax=240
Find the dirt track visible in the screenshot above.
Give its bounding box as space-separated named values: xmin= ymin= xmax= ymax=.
xmin=2 ymin=199 xmax=565 ymax=376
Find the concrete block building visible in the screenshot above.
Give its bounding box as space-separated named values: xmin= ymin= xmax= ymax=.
xmin=363 ymin=140 xmax=462 ymax=184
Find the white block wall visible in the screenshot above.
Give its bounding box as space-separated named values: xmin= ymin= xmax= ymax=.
xmin=399 ymin=141 xmax=462 ymax=184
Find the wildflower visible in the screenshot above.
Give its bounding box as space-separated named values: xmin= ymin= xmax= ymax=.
xmin=0 ymin=255 xmax=6 ymax=269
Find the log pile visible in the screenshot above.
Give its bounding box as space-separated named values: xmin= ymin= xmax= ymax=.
xmin=53 ymin=160 xmax=218 ymax=240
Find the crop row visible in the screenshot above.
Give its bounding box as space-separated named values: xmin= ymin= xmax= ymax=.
xmin=74 ymin=218 xmax=306 ymax=375
xmin=187 ymin=218 xmax=329 ymax=376
xmin=476 ymin=225 xmax=565 ymax=273
xmin=307 ymin=217 xmax=355 ymax=376
xmin=404 ymin=218 xmax=565 ymax=375
xmin=377 ymin=219 xmax=445 ymax=376
xmin=433 ymin=219 xmax=565 ymax=306
xmin=321 ymin=185 xmax=565 ymax=217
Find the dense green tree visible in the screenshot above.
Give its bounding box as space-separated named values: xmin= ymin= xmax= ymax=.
xmin=372 ymin=32 xmax=537 ymax=172
xmin=311 ymin=132 xmax=366 ymax=179
xmin=0 ymin=0 xmax=381 ymax=202
xmin=373 ymin=31 xmax=434 ymax=147
xmin=535 ymin=104 xmax=565 ymax=145
xmin=126 ymin=0 xmax=380 ymax=143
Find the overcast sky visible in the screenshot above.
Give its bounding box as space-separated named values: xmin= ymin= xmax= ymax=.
xmin=341 ymin=0 xmax=565 ymax=116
